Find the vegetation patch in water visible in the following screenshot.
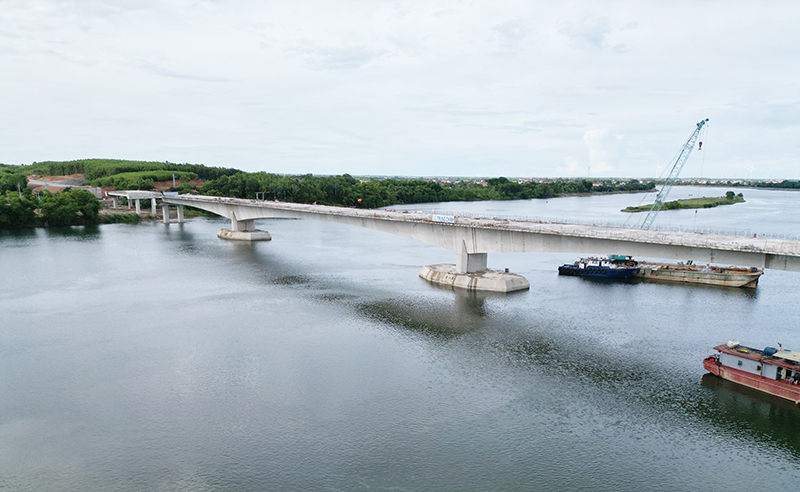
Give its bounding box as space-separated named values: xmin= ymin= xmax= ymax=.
xmin=622 ymin=191 xmax=744 ymax=213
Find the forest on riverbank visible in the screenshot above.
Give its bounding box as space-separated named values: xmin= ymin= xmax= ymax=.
xmin=0 ymin=159 xmax=659 ymax=228
xmin=0 ymin=188 xmax=103 ymax=228
xmin=197 ymin=173 xmax=655 ymax=208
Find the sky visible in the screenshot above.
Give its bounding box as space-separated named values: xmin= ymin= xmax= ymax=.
xmin=1 ymin=0 xmax=798 ymax=179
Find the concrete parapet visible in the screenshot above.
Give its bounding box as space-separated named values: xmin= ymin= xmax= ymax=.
xmin=419 ymin=264 xmax=530 ymax=293
xmin=217 ymin=228 xmax=272 ymax=241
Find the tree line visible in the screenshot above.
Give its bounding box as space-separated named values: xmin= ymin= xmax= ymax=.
xmin=1 ymin=159 xmax=656 ymax=229
xmin=90 ymin=170 xmax=199 ymax=190
xmin=6 ymin=159 xmax=240 ymax=181
xmin=199 ymin=174 xmax=655 ymax=209
xmin=0 ymin=188 xmax=101 ymax=228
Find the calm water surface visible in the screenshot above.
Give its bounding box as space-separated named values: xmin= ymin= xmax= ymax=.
xmin=1 ymin=188 xmax=800 ymax=491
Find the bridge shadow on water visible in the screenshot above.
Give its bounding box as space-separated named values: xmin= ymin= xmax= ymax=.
xmin=165 ymin=225 xmax=800 ymax=457
xmin=354 ymin=288 xmax=511 ymax=336
xmin=350 ymin=292 xmax=800 ymax=458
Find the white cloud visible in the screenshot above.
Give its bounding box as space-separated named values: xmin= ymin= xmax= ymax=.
xmin=554 ymin=156 xmax=583 ymax=176
xmin=0 ymin=0 xmax=799 ymax=177
xmin=584 ymin=129 xmax=625 ymax=175
xmin=557 ymin=16 xmax=611 ymax=49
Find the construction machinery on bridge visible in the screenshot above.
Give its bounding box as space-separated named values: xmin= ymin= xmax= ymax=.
xmin=641 ymin=118 xmax=709 ymax=229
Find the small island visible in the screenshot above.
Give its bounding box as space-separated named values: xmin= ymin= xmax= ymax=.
xmin=622 ymin=191 xmax=744 ymax=213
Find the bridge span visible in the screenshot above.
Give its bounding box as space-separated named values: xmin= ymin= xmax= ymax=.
xmin=161 ymin=194 xmax=800 ymax=292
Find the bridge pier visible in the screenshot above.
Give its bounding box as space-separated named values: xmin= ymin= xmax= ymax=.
xmin=217 ymin=215 xmax=271 ymax=241
xmin=160 ymin=203 xmax=187 ymax=224
xmin=111 ymin=197 xmax=119 ymax=209
xmin=151 ymin=199 xmax=157 ymax=215
xmin=419 ymin=244 xmax=529 ymax=293
xmin=134 ymin=199 xmax=141 ymax=215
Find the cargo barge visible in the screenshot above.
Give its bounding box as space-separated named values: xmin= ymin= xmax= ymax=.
xmin=704 ymin=342 xmax=800 ymax=405
xmin=633 ymin=261 xmax=762 ymax=288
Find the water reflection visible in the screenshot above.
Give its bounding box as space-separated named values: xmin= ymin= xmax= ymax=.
xmin=701 ymin=374 xmax=800 ymax=452
xmin=565 ymin=276 xmax=759 ymax=300
xmin=632 ymin=278 xmax=760 ymax=299
xmin=159 ymin=222 xmax=195 ymax=242
xmin=351 ymin=286 xmax=800 ymax=457
xmin=356 ymin=289 xmax=501 ymax=336
xmin=0 ymin=227 xmax=38 ymax=240
xmin=42 ymin=224 xmax=101 ymax=241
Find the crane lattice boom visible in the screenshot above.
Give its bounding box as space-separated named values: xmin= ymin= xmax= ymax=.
xmin=641 ymin=118 xmax=708 ymax=230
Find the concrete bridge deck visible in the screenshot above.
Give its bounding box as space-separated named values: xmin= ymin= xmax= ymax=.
xmin=161 ymin=195 xmax=800 ymax=280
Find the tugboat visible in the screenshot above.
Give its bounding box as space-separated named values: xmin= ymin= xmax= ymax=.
xmin=557 ymin=255 xmax=638 ymax=278
xmin=703 ymin=341 xmax=800 ymax=405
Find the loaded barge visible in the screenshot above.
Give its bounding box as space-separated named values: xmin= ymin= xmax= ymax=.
xmin=633 ymin=261 xmax=762 ymax=288
xmin=704 ymin=342 xmax=800 ymax=405
xmin=558 ymin=255 xmax=763 ymax=288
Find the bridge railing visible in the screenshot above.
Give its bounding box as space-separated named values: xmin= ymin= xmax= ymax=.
xmin=382 ymin=208 xmax=800 ymax=242
xmin=166 ymin=195 xmax=800 ymax=242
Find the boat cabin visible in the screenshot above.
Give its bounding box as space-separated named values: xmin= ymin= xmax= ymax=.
xmin=713 ymin=344 xmax=800 ymax=384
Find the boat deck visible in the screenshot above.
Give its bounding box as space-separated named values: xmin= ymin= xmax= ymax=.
xmin=714 ymin=344 xmax=800 ymax=371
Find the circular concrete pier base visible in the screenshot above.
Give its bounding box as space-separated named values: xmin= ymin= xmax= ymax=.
xmin=419 ymin=264 xmax=530 ymax=293
xmin=217 ymin=228 xmax=272 ymax=241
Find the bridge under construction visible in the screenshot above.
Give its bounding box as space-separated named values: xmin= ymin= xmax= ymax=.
xmin=156 ymin=194 xmax=800 ymax=292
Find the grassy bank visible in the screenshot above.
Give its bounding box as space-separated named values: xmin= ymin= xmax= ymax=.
xmin=622 ymin=192 xmax=744 ymax=213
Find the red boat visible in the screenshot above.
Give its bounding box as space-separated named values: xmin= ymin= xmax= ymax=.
xmin=704 ymin=342 xmax=800 ymax=405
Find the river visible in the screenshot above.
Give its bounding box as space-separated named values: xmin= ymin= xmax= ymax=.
xmin=1 ymin=186 xmax=799 ymax=491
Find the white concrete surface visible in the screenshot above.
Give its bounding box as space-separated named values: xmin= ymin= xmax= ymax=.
xmin=161 ymin=195 xmax=800 ymax=273
xmin=217 ymin=229 xmax=272 ymax=241
xmin=419 ymin=264 xmax=530 ymax=292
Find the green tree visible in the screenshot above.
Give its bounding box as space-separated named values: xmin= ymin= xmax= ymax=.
xmin=0 ymin=171 xmax=27 ymax=194
xmin=39 ymin=189 xmax=101 ymax=226
xmin=0 ymin=191 xmax=38 ymax=228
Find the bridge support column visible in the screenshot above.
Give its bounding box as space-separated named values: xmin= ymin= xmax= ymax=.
xmin=231 ymin=217 xmax=254 ymax=232
xmin=456 ymin=251 xmax=487 ymax=274
xmin=162 ymin=204 xmax=170 ymax=224
xmin=217 ymin=214 xmax=271 ymax=241
xmin=177 ymin=205 xmax=184 ymax=223
xmin=134 ymin=199 xmax=141 ymax=215
xmin=111 ymin=197 xmax=119 ymax=209
xmin=151 ymin=199 xmax=157 ymax=215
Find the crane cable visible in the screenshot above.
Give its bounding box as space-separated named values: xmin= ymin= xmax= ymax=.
xmin=694 ymin=123 xmax=710 ymax=230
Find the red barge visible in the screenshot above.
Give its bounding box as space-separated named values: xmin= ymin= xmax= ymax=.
xmin=704 ymin=342 xmax=800 ymax=405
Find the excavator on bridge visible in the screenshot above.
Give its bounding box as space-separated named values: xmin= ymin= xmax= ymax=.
xmin=641 ymin=118 xmax=709 ymax=229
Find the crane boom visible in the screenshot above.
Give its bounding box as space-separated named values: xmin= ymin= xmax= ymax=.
xmin=641 ymin=118 xmax=708 ymax=229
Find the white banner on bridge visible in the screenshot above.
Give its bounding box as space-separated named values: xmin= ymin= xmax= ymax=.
xmin=432 ymin=214 xmax=455 ymax=223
